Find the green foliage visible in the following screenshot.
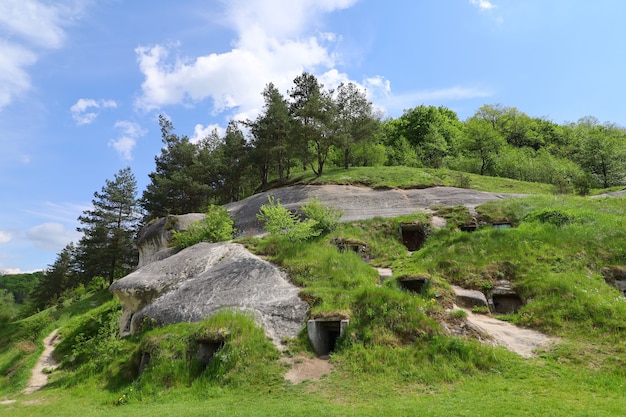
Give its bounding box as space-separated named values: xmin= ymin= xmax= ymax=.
xmin=0 ymin=271 xmax=41 ymax=304
xmin=301 ymin=197 xmax=343 ymax=235
xmin=0 ymin=289 xmax=16 ymax=323
xmin=76 ymin=167 xmax=141 ymax=285
xmin=523 ymin=208 xmax=573 ymax=226
xmin=171 ymin=205 xmax=234 ymax=249
xmin=256 ymin=196 xmax=342 ymax=242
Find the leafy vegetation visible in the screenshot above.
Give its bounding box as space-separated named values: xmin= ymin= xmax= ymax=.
xmin=171 ymin=205 xmax=234 ymax=249
xmin=4 ymin=71 xmax=626 ymax=415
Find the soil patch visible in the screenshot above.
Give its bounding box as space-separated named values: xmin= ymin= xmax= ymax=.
xmin=284 ymin=355 xmax=333 ymax=384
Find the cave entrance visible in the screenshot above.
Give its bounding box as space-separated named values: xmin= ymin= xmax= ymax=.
xmin=399 ymin=223 xmax=428 ymax=251
xmin=492 ymin=294 xmax=524 ymax=314
xmin=197 ymin=340 xmax=225 ymax=367
xmin=307 ymin=319 xmax=349 ymax=357
xmin=398 ymin=276 xmax=429 ymax=294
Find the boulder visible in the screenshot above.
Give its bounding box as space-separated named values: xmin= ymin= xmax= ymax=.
xmin=110 ymin=242 xmax=309 ymax=348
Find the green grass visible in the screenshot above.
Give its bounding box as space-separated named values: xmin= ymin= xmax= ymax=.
xmin=289 ymin=165 xmax=555 ymax=194
xmin=3 ymin=189 xmax=626 ymax=415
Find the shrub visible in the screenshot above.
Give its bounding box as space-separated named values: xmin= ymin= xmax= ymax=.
xmin=172 ymin=205 xmax=234 ymax=249
xmin=257 ymin=196 xmax=342 ymax=242
xmin=301 ymin=197 xmax=343 ymax=235
xmin=524 ymin=208 xmax=573 ymax=227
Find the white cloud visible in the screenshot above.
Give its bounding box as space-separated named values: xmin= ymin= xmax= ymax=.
xmin=109 ymin=120 xmax=146 ymax=160
xmin=0 ymin=41 xmax=36 ymax=109
xmin=375 ymin=85 xmax=494 ymax=116
xmin=0 ymin=231 xmax=11 ymax=244
xmin=0 ymin=0 xmax=87 ymax=111
xmin=25 ymin=222 xmax=80 ymax=251
xmin=470 ymin=0 xmax=496 ymax=10
xmin=70 ymin=98 xmax=117 ymax=125
xmin=134 ymin=0 xmax=357 ymax=121
xmin=190 ymin=123 xmax=224 ymax=144
xmin=0 ymin=267 xmax=28 ymax=275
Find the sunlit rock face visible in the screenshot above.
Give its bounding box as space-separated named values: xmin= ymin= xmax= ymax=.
xmin=110 ymin=242 xmax=308 ymax=348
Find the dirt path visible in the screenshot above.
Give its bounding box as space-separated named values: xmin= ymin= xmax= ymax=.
xmin=23 ymin=328 xmax=60 ymax=394
xmin=456 ymin=307 xmax=555 ymax=358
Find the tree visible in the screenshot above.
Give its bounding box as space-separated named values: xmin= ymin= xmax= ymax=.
xmin=289 ymin=72 xmax=336 ymax=177
xmin=575 ymin=118 xmax=626 ymax=188
xmin=30 ymin=243 xmax=77 ymax=310
xmin=76 ymin=167 xmax=141 ymax=285
xmin=141 ymin=116 xmax=211 ymax=218
xmin=334 ymin=82 xmax=380 ymax=169
xmin=0 ymin=289 xmax=16 ymax=322
xmin=215 ymin=121 xmax=253 ymax=203
xmin=462 ymin=117 xmax=506 ymax=175
xmin=382 ymin=105 xmax=462 ymax=168
xmin=249 ymin=83 xmax=295 ymax=185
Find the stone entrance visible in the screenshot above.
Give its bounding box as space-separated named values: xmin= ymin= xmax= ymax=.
xmin=397 ymin=275 xmax=429 ymax=294
xmin=399 ymin=223 xmax=428 ymax=251
xmin=491 ymin=293 xmax=523 ymax=314
xmin=307 ymin=319 xmax=349 ymax=356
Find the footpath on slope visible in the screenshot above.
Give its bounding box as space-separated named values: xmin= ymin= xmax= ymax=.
xmin=23 ymin=328 xmax=61 ymax=394
xmin=454 ymin=306 xmax=555 ymax=358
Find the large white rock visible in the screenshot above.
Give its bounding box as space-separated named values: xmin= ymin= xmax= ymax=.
xmin=110 ymin=242 xmax=308 ymax=348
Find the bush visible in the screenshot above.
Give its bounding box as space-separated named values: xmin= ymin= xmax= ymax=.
xmin=301 ymin=197 xmax=343 ymax=235
xmin=172 ymin=205 xmax=234 ymax=249
xmin=257 ymin=196 xmax=343 ymax=242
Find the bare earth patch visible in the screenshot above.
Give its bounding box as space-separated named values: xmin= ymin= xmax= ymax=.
xmin=284 ymin=355 xmax=333 ymax=384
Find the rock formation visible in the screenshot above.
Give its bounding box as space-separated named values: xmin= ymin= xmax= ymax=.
xmin=110 ymin=242 xmax=309 ymax=348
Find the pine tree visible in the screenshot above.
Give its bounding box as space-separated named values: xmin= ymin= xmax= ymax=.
xmin=76 ymin=167 xmax=141 ymax=285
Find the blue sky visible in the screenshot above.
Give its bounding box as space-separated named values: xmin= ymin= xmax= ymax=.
xmin=1 ymin=0 xmax=625 ymax=273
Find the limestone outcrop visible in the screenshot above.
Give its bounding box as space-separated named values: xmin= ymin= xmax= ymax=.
xmin=110 ymin=242 xmax=309 ymax=348
xmin=136 ymin=213 xmax=205 ymax=267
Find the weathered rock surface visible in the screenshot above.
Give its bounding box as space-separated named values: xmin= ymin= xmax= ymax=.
xmin=452 ymin=285 xmax=489 ymax=309
xmin=110 ymin=242 xmax=309 ymax=347
xmin=136 ymin=213 xmax=206 ymax=267
xmin=225 ymin=184 xmax=525 ymax=237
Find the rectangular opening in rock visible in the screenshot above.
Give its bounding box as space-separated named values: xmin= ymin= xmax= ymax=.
xmin=399 ymin=223 xmax=427 ymax=251
xmin=398 ymin=276 xmax=429 ymax=294
xmin=307 ymin=319 xmax=349 ymax=357
xmin=459 ymin=223 xmax=478 ymax=232
xmin=492 ymin=222 xmax=512 ymax=229
xmin=492 ymin=294 xmax=523 ymax=314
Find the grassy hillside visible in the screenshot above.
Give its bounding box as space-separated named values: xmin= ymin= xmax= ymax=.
xmin=2 ymin=168 xmax=626 ymax=416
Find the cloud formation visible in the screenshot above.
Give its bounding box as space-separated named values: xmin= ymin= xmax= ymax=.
xmin=25 ymin=222 xmax=80 ymax=252
xmin=0 ymin=0 xmax=86 ymax=110
xmin=0 ymin=231 xmax=11 ymax=244
xmin=70 ymin=98 xmax=117 ymax=125
xmin=109 ymin=120 xmax=147 ymax=160
xmin=134 ymin=0 xmax=357 ymax=122
xmin=470 ymin=0 xmax=496 ymax=10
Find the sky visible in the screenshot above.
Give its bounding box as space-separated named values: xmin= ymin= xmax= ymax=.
xmin=2 ymin=0 xmax=626 ymax=274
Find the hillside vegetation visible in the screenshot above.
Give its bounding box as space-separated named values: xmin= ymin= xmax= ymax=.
xmin=2 ymin=168 xmax=626 ymax=416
